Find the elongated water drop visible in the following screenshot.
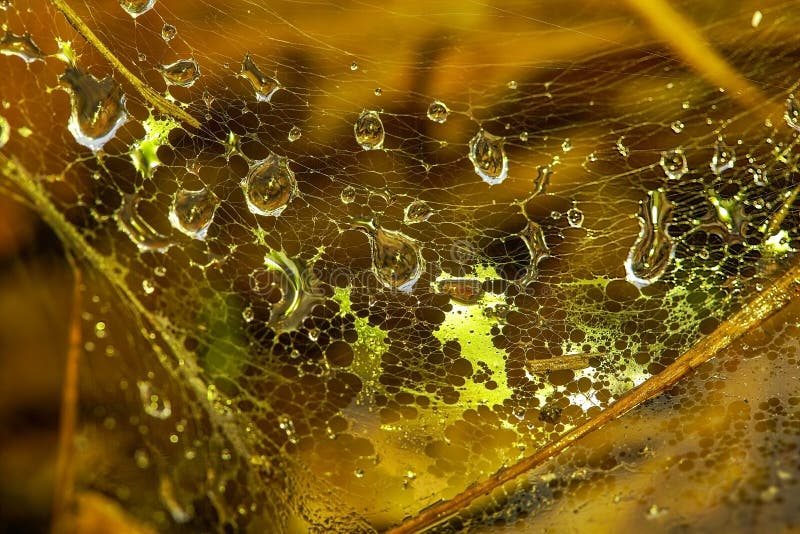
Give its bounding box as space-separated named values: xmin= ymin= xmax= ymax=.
xmin=137 ymin=380 xmax=171 ymax=419
xmin=120 ymin=0 xmax=156 ymax=17
xmin=437 ymin=278 xmax=484 ymax=304
xmin=354 ymin=110 xmax=384 ymax=150
xmin=427 ymin=100 xmax=449 ymax=123
xmin=169 ymin=188 xmax=218 ymax=240
xmin=520 ymin=222 xmax=550 ymax=284
xmin=261 ymin=251 xmax=324 ymax=331
xmin=468 ymin=129 xmax=508 ymax=185
xmin=710 ymin=139 xmax=735 ymax=175
xmin=61 ymin=67 xmax=128 ymax=152
xmin=357 ymin=223 xmax=423 ymax=292
xmin=161 ymin=23 xmax=177 ymax=42
xmin=785 ymin=95 xmax=800 ymax=132
xmin=0 ymin=31 xmax=44 ymax=62
xmin=117 ymin=194 xmax=172 ymax=252
xmin=241 ymin=53 xmax=280 ymax=102
xmin=159 ymin=58 xmax=200 ymax=87
xmin=625 ymin=189 xmax=674 ymax=288
xmin=404 ymin=200 xmax=433 ymax=224
xmin=660 ymin=148 xmax=687 ymax=180
xmin=242 ymin=153 xmax=297 ymax=217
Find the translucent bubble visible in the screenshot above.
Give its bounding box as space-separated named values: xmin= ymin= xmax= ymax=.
xmin=468 ymin=129 xmax=508 ymax=185
xmin=437 ymin=278 xmax=484 ymax=304
xmin=242 ymin=153 xmax=297 ymax=217
xmin=660 ymin=148 xmax=688 ymax=180
xmin=168 ymin=187 xmax=218 ymax=240
xmin=60 ymin=67 xmax=128 ymax=152
xmin=566 ymin=207 xmax=584 ymax=228
xmin=137 ymin=380 xmax=172 ymax=419
xmin=0 ymin=115 xmax=9 ymax=149
xmin=340 ymin=185 xmax=357 ymax=204
xmin=161 ymin=23 xmax=177 ymax=42
xmin=625 ymin=188 xmax=674 ymax=288
xmin=0 ymin=30 xmax=44 ymax=63
xmin=159 ymin=58 xmax=201 ymax=87
xmin=288 ymin=125 xmax=302 ymax=142
xmin=710 ymin=139 xmax=735 ymax=175
xmin=426 ymin=100 xmax=450 ymax=123
xmin=240 ymin=53 xmax=280 ymax=102
xmin=354 ymin=110 xmax=385 ymax=150
xmin=404 ymin=200 xmax=433 ymax=224
xmin=785 ymin=95 xmax=800 ymax=132
xmin=119 ymin=0 xmax=156 ymax=18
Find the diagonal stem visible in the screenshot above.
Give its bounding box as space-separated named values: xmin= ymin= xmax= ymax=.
xmin=386 ymin=257 xmax=800 ymax=533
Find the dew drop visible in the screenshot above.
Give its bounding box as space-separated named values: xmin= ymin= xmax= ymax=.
xmin=507 ymin=80 xmax=518 ymax=90
xmin=374 ymin=87 xmax=382 ymax=96
xmin=354 ymin=110 xmax=385 ymax=150
xmin=625 ymin=188 xmax=674 ymax=288
xmin=242 ymin=153 xmax=297 ymax=217
xmin=359 ymin=223 xmax=424 ymax=292
xmin=561 ymin=138 xmax=572 ymax=152
xmin=340 ymin=186 xmax=356 ymax=204
xmin=142 ymin=279 xmax=155 ymax=294
xmin=520 ymin=222 xmax=550 ymax=284
xmin=161 ymin=23 xmax=177 ymax=42
xmin=242 ymin=305 xmax=254 ymax=323
xmin=659 ymin=148 xmax=687 ymax=180
xmin=426 ymin=100 xmax=450 ymax=123
xmin=404 ymin=200 xmax=433 ymax=224
xmin=566 ymin=207 xmax=584 ymax=228
xmin=0 ymin=115 xmax=10 ymax=149
xmin=519 ymin=131 xmax=529 ymax=142
xmin=117 ymin=194 xmax=172 ymax=253
xmin=670 ymin=120 xmax=685 ymax=133
xmin=350 ymin=61 xmax=358 ymax=71
xmin=241 ymin=53 xmax=280 ymax=102
xmin=158 ymin=58 xmax=200 ymax=87
xmin=437 ymin=278 xmax=484 ymax=304
xmin=288 ymin=125 xmax=302 ymax=142
xmin=137 ymin=380 xmax=172 ymax=419
xmin=0 ymin=31 xmax=44 ymax=63
xmin=119 ymin=0 xmax=156 ymax=18
xmin=60 ymin=67 xmax=128 ymax=152
xmin=785 ymin=95 xmax=800 ymax=132
xmin=751 ymin=10 xmax=763 ymax=28
xmin=168 ymin=187 xmax=218 ymax=240
xmin=710 ymin=139 xmax=735 ymax=175
xmin=468 ymin=129 xmax=508 ymax=185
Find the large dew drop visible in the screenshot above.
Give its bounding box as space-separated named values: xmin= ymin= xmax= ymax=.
xmin=159 ymin=59 xmax=200 ymax=87
xmin=61 ymin=67 xmax=128 ymax=152
xmin=358 ymin=223 xmax=423 ymax=292
xmin=117 ymin=194 xmax=172 ymax=253
xmin=354 ymin=110 xmax=385 ymax=150
xmin=168 ymin=188 xmax=218 ymax=240
xmin=660 ymin=148 xmax=687 ymax=180
xmin=241 ymin=53 xmax=280 ymax=102
xmin=710 ymin=139 xmax=735 ymax=175
xmin=0 ymin=31 xmax=44 ymax=63
xmin=242 ymin=153 xmax=297 ymax=217
xmin=468 ymin=129 xmax=508 ymax=185
xmin=426 ymin=100 xmax=450 ymax=123
xmin=625 ymin=188 xmax=674 ymax=288
xmin=119 ymin=0 xmax=156 ymax=18
xmin=260 ymin=251 xmax=324 ymax=332
xmin=404 ymin=200 xmax=433 ymax=224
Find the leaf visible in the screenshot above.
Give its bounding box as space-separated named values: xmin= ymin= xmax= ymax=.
xmin=1 ymin=0 xmax=800 ymax=532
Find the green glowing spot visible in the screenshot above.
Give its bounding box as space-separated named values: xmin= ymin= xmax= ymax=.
xmin=763 ymin=229 xmax=794 ymax=256
xmin=130 ymin=115 xmax=179 ymax=177
xmin=55 ymin=38 xmax=76 ymax=65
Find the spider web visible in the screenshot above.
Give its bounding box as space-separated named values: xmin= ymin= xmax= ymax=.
xmin=1 ymin=0 xmax=800 ymax=531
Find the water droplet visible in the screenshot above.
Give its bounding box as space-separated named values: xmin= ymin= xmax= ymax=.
xmin=670 ymin=120 xmax=684 ymax=133
xmin=625 ymin=188 xmax=674 ymax=288
xmin=751 ymin=10 xmax=763 ymax=28
xmin=0 ymin=31 xmax=44 ymax=63
xmin=520 ymin=222 xmax=550 ymax=284
xmin=354 ymin=469 xmax=365 ymax=478
xmin=616 ymin=136 xmax=629 ymax=157
xmin=359 ymin=224 xmax=424 ymax=292
xmin=710 ymin=139 xmax=735 ymax=175
xmin=374 ymin=87 xmax=382 ymax=96
xmin=137 ymin=380 xmax=172 ymax=419
xmin=566 ymin=207 xmax=584 ymax=228
xmin=507 ymin=80 xmax=518 ymax=90
xmin=61 ymin=67 xmax=128 ymax=152
xmin=117 ymin=194 xmax=172 ymax=252
xmin=404 ymin=200 xmax=433 ymax=224
xmin=261 ymin=251 xmax=324 ymax=331
xmin=660 ymin=148 xmax=687 ymax=180
xmin=350 ymin=61 xmax=358 ymax=71
xmin=168 ymin=187 xmax=218 ymax=240
xmin=468 ymin=129 xmax=508 ymax=185
xmin=242 ymin=153 xmax=297 ymax=217
xmin=159 ymin=58 xmax=200 ymax=87
xmin=0 ymin=115 xmax=10 ymax=149
xmin=161 ymin=23 xmax=177 ymax=42
xmin=785 ymin=95 xmax=800 ymax=132
xmin=519 ymin=131 xmax=529 ymax=142
xmin=287 ymin=125 xmax=302 ymax=142
xmin=119 ymin=0 xmax=156 ymax=18
xmin=561 ymin=138 xmax=572 ymax=152
xmin=354 ymin=110 xmax=385 ymax=150
xmin=142 ymin=279 xmax=155 ymax=294
xmin=241 ymin=53 xmax=280 ymax=102
xmin=340 ymin=186 xmax=356 ymax=204
xmin=426 ymin=100 xmax=449 ymax=123
xmin=532 ymin=165 xmax=551 ymax=196
xmin=242 ymin=305 xmax=254 ymax=322
xmin=437 ymin=278 xmax=484 ymax=304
